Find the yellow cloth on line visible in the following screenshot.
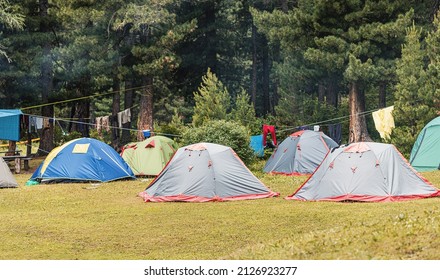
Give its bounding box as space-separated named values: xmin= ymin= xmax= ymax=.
xmin=372 ymin=106 xmax=395 ymax=139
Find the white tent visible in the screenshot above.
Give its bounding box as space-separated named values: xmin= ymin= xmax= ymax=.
xmin=287 ymin=142 xmax=440 ymax=202
xmin=139 ymin=143 xmax=279 ymax=202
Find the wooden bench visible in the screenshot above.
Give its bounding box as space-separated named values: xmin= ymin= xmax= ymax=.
xmin=2 ymin=155 xmax=32 ymax=174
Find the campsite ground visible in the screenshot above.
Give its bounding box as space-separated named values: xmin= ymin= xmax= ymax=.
xmin=1 ymin=158 xmax=440 ymax=260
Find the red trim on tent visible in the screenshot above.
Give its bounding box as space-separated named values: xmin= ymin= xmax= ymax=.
xmin=285 ymin=191 xmax=440 ymax=202
xmin=185 ymin=143 xmax=207 ymax=151
xmin=318 ymin=132 xmax=331 ymax=152
xmin=144 ymin=151 xmax=178 ymax=189
xmin=343 ymin=142 xmax=371 ymax=153
xmin=290 ymin=130 xmax=305 ymax=137
xmin=228 ymin=147 xmax=280 ymax=196
xmin=139 ymin=191 xmax=279 ymax=202
xmin=392 ymin=145 xmax=435 ymax=187
xmin=267 ymin=171 xmax=312 ymax=176
xmin=120 ymin=144 xmax=137 ymax=156
xmin=288 ymin=149 xmax=332 ymax=198
xmin=145 ymin=140 xmax=155 ymax=148
xmin=167 ymin=143 xmax=177 ymax=153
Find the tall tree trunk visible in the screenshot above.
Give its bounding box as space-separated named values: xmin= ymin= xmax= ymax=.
xmin=318 ymin=83 xmax=325 ymax=103
xmin=6 ymin=141 xmax=16 ymax=156
xmin=262 ymin=36 xmax=270 ymax=115
xmin=38 ymin=0 xmax=54 ymax=156
xmin=379 ymin=81 xmax=386 ymax=108
xmin=251 ymin=23 xmax=258 ymax=107
xmin=205 ymin=2 xmax=217 ymax=73
xmin=70 ymin=100 xmax=89 ymax=137
xmin=38 ymin=105 xmax=54 ymax=155
xmin=121 ymin=79 xmax=134 ymax=144
xmin=111 ymin=77 xmax=121 ymax=148
xmin=348 ymin=82 xmax=371 ymax=143
xmin=326 ymin=80 xmax=338 ymax=108
xmin=137 ymin=76 xmax=154 ymax=141
xmin=281 ymin=0 xmax=289 ymax=12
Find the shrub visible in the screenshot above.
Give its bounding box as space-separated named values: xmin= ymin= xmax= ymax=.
xmin=182 ymin=119 xmax=255 ymax=164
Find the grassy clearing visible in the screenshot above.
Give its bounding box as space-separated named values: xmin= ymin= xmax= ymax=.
xmin=1 ymin=159 xmax=440 ymax=260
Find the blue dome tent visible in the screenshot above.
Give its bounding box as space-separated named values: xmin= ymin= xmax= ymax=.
xmin=30 ymin=138 xmax=135 ymax=183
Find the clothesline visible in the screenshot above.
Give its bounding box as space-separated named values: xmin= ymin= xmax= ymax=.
xmin=22 ymin=113 xmax=182 ymax=138
xmin=20 ymin=85 xmax=149 ymax=110
xmin=19 ymin=102 xmax=395 ymax=142
xmin=276 ymin=106 xmax=383 ymax=133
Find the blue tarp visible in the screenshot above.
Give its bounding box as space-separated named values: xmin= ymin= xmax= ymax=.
xmin=250 ymin=134 xmax=264 ymax=157
xmin=0 ymin=109 xmax=22 ymax=141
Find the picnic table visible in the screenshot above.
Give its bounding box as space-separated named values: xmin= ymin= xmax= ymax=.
xmin=1 ymin=151 xmax=32 ymax=174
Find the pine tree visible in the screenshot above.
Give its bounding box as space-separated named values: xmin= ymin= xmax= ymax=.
xmin=0 ymin=0 xmax=24 ymax=61
xmin=192 ymin=68 xmax=231 ymax=127
xmin=113 ymin=0 xmax=195 ymax=140
xmin=391 ymin=24 xmax=436 ymax=157
xmin=254 ymin=0 xmax=414 ymax=142
xmin=229 ymin=88 xmax=259 ymax=133
xmin=426 ymin=12 xmax=440 ymax=113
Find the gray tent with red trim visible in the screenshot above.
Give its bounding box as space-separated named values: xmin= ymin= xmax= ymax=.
xmin=139 ymin=142 xmax=279 ymax=202
xmin=264 ymin=130 xmax=338 ymax=175
xmin=287 ymin=142 xmax=440 ymax=202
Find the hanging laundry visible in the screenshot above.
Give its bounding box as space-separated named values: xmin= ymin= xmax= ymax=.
xmin=250 ymin=135 xmax=264 ymax=157
xmin=43 ymin=117 xmax=50 ymax=128
xmin=328 ymin=123 xmax=342 ymax=145
xmin=372 ymin=106 xmax=395 ymax=139
xmin=262 ymin=124 xmax=277 ymax=146
xmin=101 ymin=116 xmax=111 ymax=133
xmin=117 ymin=108 xmax=131 ymax=128
xmin=29 ymin=116 xmax=37 ymax=133
xmin=35 ymin=117 xmax=43 ymax=130
xmin=95 ymin=117 xmax=103 ymax=136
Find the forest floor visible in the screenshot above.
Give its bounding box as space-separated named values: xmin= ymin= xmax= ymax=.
xmin=1 ymin=159 xmax=440 ymax=260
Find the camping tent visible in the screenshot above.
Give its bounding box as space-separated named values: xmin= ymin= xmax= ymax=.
xmin=263 ymin=130 xmax=338 ymax=175
xmin=121 ymin=136 xmax=178 ymax=176
xmin=287 ymin=142 xmax=440 ymax=202
xmin=139 ymin=142 xmax=279 ymax=202
xmin=30 ymin=138 xmax=135 ymax=183
xmin=0 ymin=157 xmax=18 ymax=188
xmin=410 ymin=116 xmax=440 ymax=171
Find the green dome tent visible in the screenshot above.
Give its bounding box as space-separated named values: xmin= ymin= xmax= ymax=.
xmin=121 ymin=136 xmax=178 ymax=176
xmin=410 ymin=116 xmax=440 ymax=172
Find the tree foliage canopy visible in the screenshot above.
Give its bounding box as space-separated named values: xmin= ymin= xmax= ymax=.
xmin=0 ymin=0 xmax=439 ymax=156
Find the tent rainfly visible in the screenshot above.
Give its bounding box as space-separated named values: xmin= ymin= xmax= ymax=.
xmin=410 ymin=116 xmax=440 ymax=172
xmin=30 ymin=138 xmax=135 ymax=183
xmin=121 ymin=136 xmax=178 ymax=176
xmin=287 ymin=142 xmax=440 ymax=202
xmin=139 ymin=142 xmax=279 ymax=202
xmin=264 ymin=130 xmax=338 ymax=176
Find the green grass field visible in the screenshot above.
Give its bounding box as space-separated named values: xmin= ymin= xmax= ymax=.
xmin=1 ymin=159 xmax=440 ymax=260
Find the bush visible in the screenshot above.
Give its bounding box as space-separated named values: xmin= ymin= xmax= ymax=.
xmin=182 ymin=119 xmax=255 ymax=164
